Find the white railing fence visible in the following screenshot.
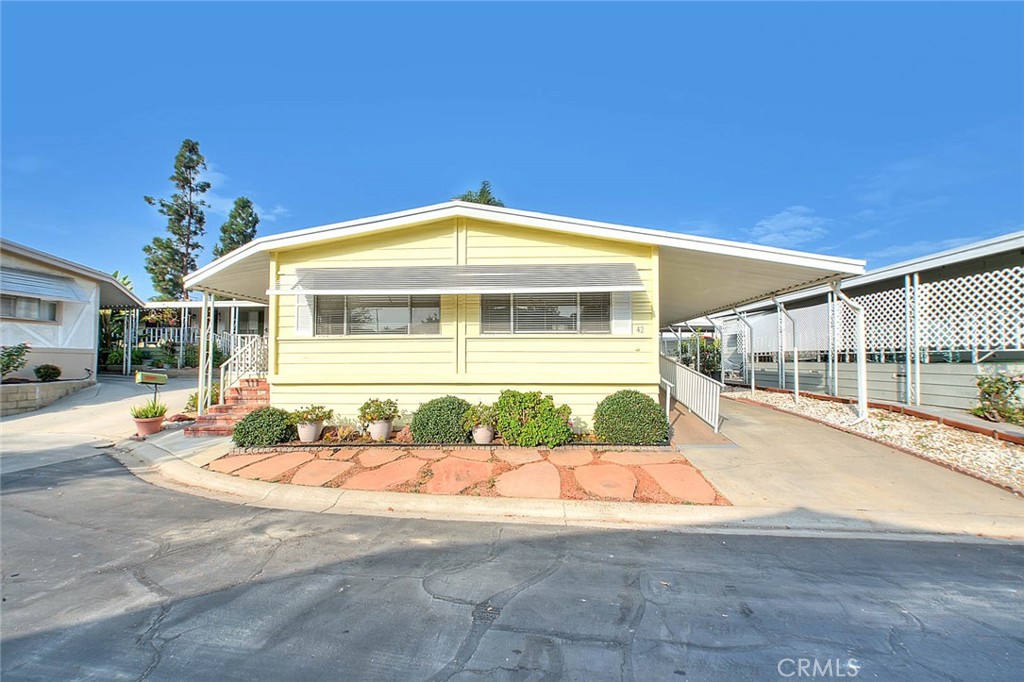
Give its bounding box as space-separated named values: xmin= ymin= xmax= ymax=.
xmin=218 ymin=335 xmax=269 ymax=403
xmin=139 ymin=326 xmax=200 ymax=348
xmin=659 ymin=354 xmax=724 ymax=433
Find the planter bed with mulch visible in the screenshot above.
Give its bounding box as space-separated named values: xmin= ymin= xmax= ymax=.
xmin=733 ymin=390 xmax=1024 ymax=495
xmin=204 ymin=445 xmax=728 ymax=506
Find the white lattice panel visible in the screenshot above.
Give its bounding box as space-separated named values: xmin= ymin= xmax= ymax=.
xmin=839 ymin=286 xmax=908 ymax=355
xmin=920 ymin=264 xmax=1024 ymax=352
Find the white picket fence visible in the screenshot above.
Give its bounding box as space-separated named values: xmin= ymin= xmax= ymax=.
xmin=659 ymin=354 xmax=724 ymax=432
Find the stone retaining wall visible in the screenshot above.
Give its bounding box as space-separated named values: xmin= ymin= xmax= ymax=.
xmin=0 ymin=379 xmax=95 ymax=417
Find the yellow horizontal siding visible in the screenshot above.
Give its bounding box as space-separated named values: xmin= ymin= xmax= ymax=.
xmin=267 ymin=216 xmax=661 ymax=422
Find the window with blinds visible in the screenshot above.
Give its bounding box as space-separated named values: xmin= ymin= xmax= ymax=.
xmin=314 ymin=295 xmax=440 ymax=336
xmin=480 ymin=293 xmax=611 ymax=334
xmin=0 ymin=295 xmax=58 ymax=322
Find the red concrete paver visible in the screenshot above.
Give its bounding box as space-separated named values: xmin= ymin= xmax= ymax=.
xmin=642 ymin=463 xmax=717 ymax=504
xmin=601 ymin=451 xmax=682 ymax=466
xmin=494 ymin=461 xmax=560 ymax=499
xmin=359 ymin=449 xmax=404 ymax=468
xmin=207 ymin=453 xmax=276 ymax=474
xmin=495 ymin=449 xmax=542 ymax=465
xmin=547 ymin=450 xmax=593 ymax=467
xmin=235 ymin=451 xmax=315 ymax=481
xmin=415 ymin=449 xmax=448 ymax=461
xmin=574 ymin=464 xmax=637 ymax=500
xmin=447 ymin=448 xmax=492 ymax=462
xmin=329 ymin=448 xmax=362 ymax=461
xmin=342 ymin=458 xmax=426 ymax=491
xmin=423 ymin=457 xmax=493 ymax=495
xmin=290 ymin=459 xmax=354 ymax=486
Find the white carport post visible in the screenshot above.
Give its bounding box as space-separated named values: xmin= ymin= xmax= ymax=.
xmin=831 ymin=281 xmax=867 ymax=422
xmin=196 ymin=292 xmax=216 ymax=416
xmin=774 ymin=297 xmax=799 ymax=404
xmin=684 ymin=321 xmax=701 ymax=375
xmin=733 ymin=309 xmax=755 ymax=396
xmin=178 ymin=304 xmax=189 ymax=369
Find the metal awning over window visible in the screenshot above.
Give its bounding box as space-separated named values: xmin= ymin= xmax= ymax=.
xmin=0 ymin=268 xmax=89 ymax=302
xmin=269 ymin=263 xmax=646 ymax=295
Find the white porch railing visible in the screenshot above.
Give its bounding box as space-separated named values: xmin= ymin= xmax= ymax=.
xmin=218 ymin=335 xmax=269 ymax=403
xmin=660 ymin=354 xmax=724 ymax=432
xmin=139 ymin=326 xmax=200 ymax=347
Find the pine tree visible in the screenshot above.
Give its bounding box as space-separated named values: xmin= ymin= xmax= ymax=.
xmin=213 ymin=197 xmax=260 ymax=258
xmin=143 ymin=139 xmax=210 ymax=300
xmin=454 ymin=180 xmax=504 ymax=206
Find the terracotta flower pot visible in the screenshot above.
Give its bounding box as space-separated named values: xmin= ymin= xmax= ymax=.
xmin=296 ymin=421 xmax=324 ymax=443
xmin=134 ymin=416 xmax=165 ymax=437
xmin=472 ymin=425 xmax=495 ymax=445
xmin=368 ymin=419 xmax=392 ymax=442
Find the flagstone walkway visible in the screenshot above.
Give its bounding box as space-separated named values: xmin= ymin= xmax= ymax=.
xmin=205 ymin=446 xmax=726 ymax=505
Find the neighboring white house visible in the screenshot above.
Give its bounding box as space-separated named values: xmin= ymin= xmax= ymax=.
xmin=0 ymin=239 xmax=143 ymax=381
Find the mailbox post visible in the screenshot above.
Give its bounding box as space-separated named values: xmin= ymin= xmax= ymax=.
xmin=135 ymin=371 xmax=168 ymax=403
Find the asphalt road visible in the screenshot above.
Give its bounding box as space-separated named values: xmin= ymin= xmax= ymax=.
xmin=2 ymin=453 xmax=1022 ymax=682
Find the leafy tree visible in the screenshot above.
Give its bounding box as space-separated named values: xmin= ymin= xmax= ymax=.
xmin=143 ymin=139 xmax=211 ymax=300
xmin=454 ymin=180 xmax=504 ymax=206
xmin=213 ymin=197 xmax=260 ymax=258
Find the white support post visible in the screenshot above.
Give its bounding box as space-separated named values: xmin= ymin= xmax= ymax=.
xmin=775 ymin=298 xmax=799 ymax=404
xmin=831 ymin=281 xmax=868 ymax=423
xmin=734 ymin=309 xmax=755 ymax=396
xmin=197 ymin=294 xmax=209 ymax=416
xmin=178 ymin=305 xmax=188 ymax=369
xmin=903 ymin=274 xmax=912 ymax=405
xmin=684 ymin=321 xmax=701 ymax=375
xmin=775 ymin=305 xmax=785 ymax=390
xmin=912 ymin=272 xmax=922 ymax=405
xmin=206 ymin=294 xmax=217 ymax=410
xmin=673 ymin=325 xmax=683 ymax=360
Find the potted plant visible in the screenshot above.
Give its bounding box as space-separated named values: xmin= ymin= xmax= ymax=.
xmin=462 ymin=402 xmax=497 ymax=445
xmin=130 ymin=399 xmax=168 ymax=437
xmin=359 ymin=398 xmax=399 ymax=442
xmin=291 ymin=404 xmax=334 ymax=443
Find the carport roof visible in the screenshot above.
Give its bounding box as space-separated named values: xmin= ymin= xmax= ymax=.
xmin=183 ymin=201 xmax=865 ymax=323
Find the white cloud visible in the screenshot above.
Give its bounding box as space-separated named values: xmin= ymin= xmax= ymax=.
xmin=866 ymin=236 xmax=976 ymax=262
xmin=199 ymin=163 xmax=289 ymax=224
xmin=748 ymin=206 xmax=829 ymax=247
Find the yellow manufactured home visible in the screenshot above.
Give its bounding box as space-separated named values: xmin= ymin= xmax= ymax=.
xmin=185 ymin=202 xmax=863 ymax=428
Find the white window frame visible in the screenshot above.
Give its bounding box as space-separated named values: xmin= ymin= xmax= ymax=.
xmin=312 ymin=294 xmax=441 ymax=337
xmin=481 ymin=292 xmax=612 ymax=335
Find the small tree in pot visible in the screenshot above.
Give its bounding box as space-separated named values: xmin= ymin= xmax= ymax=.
xmin=359 ymin=398 xmax=400 ymax=442
xmin=462 ymin=402 xmax=497 ymax=444
xmin=290 ymin=405 xmax=334 ymax=443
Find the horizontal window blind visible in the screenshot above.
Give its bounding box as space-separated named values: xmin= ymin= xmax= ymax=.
xmin=580 ymin=292 xmax=611 ymax=333
xmin=314 ymin=295 xmax=440 ymax=336
xmin=514 ymin=293 xmax=578 ymax=333
xmin=481 ymin=294 xmax=512 ymax=333
xmin=480 ymin=292 xmax=612 ymax=334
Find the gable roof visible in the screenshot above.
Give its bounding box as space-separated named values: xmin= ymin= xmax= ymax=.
xmin=183 ymin=201 xmax=865 ymax=323
xmin=0 ymin=238 xmax=144 ymax=308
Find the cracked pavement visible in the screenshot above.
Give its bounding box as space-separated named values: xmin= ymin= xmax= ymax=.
xmin=2 ymin=453 xmax=1022 ymax=681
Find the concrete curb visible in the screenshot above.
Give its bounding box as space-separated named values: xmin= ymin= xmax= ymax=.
xmin=111 ymin=437 xmax=1024 ymax=543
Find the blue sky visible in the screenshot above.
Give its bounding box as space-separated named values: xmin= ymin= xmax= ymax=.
xmin=3 ymin=2 xmax=1022 ymax=300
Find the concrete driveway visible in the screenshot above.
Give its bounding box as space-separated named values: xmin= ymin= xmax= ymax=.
xmin=0 ymin=375 xmax=194 ymax=474
xmin=688 ymin=398 xmax=1023 ymax=516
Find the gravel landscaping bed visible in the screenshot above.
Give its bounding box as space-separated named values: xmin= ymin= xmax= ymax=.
xmin=740 ymin=390 xmax=1024 ymax=493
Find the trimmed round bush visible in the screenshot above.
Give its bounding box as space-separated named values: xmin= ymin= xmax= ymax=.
xmin=593 ymin=390 xmax=668 ymax=445
xmin=494 ymin=390 xmax=573 ymax=448
xmin=410 ymin=395 xmax=471 ymax=443
xmin=232 ymin=407 xmax=296 ymax=447
xmin=33 ymin=364 xmax=61 ymax=382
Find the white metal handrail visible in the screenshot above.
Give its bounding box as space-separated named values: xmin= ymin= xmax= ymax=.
xmin=659 ymin=354 xmax=724 ymax=432
xmin=218 ymin=335 xmax=269 ymax=403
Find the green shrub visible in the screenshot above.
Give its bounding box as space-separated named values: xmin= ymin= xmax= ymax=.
xmin=358 ymin=398 xmax=400 ymax=424
xmin=182 ymin=344 xmax=226 ymax=368
xmin=130 ymin=399 xmax=168 ymax=419
xmin=494 ymin=390 xmax=573 ymax=448
xmin=105 ymin=348 xmax=144 ymax=366
xmin=462 ymin=402 xmax=497 ymax=431
xmin=290 ymin=404 xmax=334 ymax=424
xmin=593 ymin=390 xmax=668 ymax=445
xmin=232 ymin=407 xmax=295 ymax=447
xmin=184 ymin=383 xmax=220 ymax=413
xmin=33 ymin=364 xmax=61 ymax=382
xmin=411 ymin=395 xmax=471 ymax=443
xmin=972 ymin=371 xmax=1024 ymax=426
xmin=1 ymin=343 xmax=31 ymax=378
